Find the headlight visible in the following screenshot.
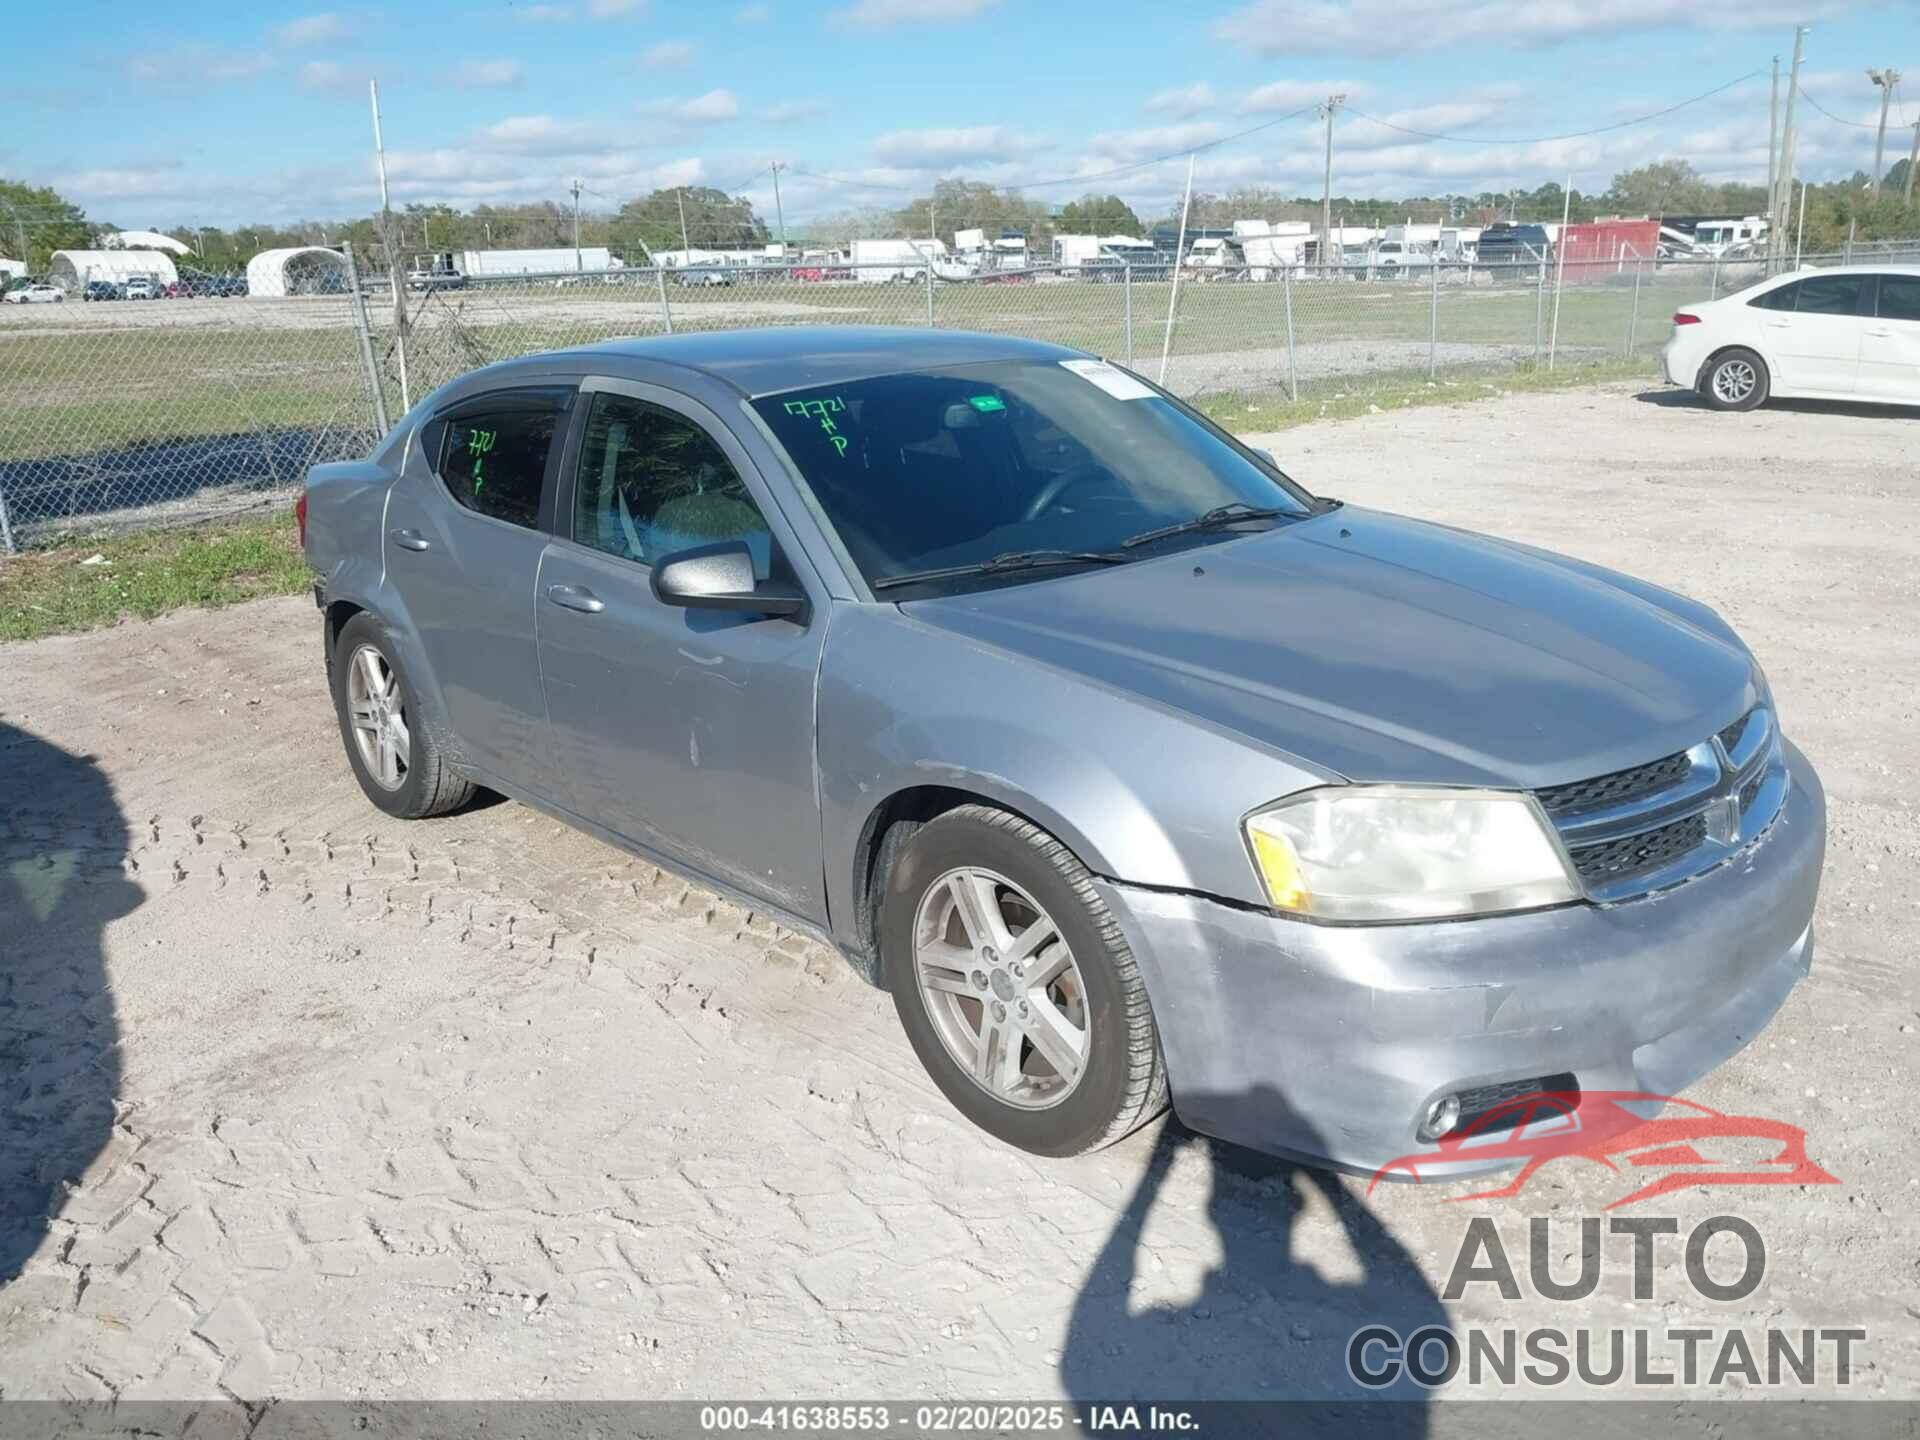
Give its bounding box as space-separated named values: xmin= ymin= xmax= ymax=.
xmin=1243 ymin=786 xmax=1580 ymax=923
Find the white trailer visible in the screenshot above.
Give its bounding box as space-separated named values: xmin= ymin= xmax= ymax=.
xmin=850 ymin=237 xmax=947 ymax=282
xmin=462 ymin=246 xmax=618 ymax=277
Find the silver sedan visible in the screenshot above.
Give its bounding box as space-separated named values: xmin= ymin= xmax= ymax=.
xmin=300 ymin=327 xmax=1823 ymax=1170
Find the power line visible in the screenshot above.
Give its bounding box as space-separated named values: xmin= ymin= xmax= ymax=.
xmin=1800 ymin=91 xmax=1881 ymax=129
xmin=1344 ymin=69 xmax=1765 ymax=146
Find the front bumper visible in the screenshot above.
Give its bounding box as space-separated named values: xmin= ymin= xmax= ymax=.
xmin=1095 ymin=740 xmax=1825 ymax=1174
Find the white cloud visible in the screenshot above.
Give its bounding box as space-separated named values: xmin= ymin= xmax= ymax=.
xmin=128 ymin=47 xmax=273 ymax=89
xmin=275 ymin=13 xmax=351 ymax=47
xmin=477 ymin=115 xmax=611 ymax=153
xmin=450 ymin=58 xmax=527 ymax=89
xmin=1214 ymin=0 xmax=1854 ymax=56
xmin=516 ymin=4 xmax=574 ymax=20
xmin=1083 ymin=121 xmax=1226 ymax=162
xmin=871 ymin=124 xmax=1026 ymax=167
xmin=588 ymin=0 xmax=647 ymax=15
xmin=298 ymin=60 xmax=364 ymax=96
xmin=831 ymin=0 xmax=998 ymax=28
xmin=640 ymin=40 xmax=697 ymax=69
xmin=736 ymin=2 xmax=773 ymax=19
xmin=758 ymin=99 xmax=829 ymax=123
xmin=1242 ymin=79 xmax=1359 ymax=114
xmin=1144 ymin=83 xmax=1217 ymax=119
xmin=640 ymin=89 xmax=742 ymax=123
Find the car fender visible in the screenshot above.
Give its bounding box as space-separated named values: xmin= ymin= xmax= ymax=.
xmin=815 ymin=603 xmax=1335 ymax=955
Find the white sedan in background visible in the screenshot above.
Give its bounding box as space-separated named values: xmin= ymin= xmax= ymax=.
xmin=1664 ymin=264 xmax=1920 ymax=411
xmin=3 ymin=283 xmax=64 ymax=304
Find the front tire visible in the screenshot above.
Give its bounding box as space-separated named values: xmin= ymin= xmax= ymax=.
xmin=881 ymin=806 xmax=1168 ymax=1157
xmin=329 ymin=613 xmax=474 ymax=819
xmin=1699 ymin=348 xmax=1769 ymax=411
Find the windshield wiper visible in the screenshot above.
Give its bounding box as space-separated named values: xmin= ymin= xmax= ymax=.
xmin=871 ymin=548 xmax=1130 ymax=592
xmin=1120 ymin=502 xmax=1292 ymax=550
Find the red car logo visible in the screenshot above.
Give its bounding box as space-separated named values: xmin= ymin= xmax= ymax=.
xmin=1370 ymin=1090 xmax=1839 ymax=1209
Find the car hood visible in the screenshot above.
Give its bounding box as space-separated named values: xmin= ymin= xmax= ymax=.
xmin=901 ymin=508 xmax=1761 ymax=789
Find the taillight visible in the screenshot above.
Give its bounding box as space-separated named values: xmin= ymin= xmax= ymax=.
xmin=1672 ymin=312 xmax=1702 ymax=326
xmin=295 ymin=491 xmax=309 ymax=548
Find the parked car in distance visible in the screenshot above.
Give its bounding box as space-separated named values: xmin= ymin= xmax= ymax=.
xmin=1475 ymin=222 xmax=1551 ymax=269
xmin=301 ymin=327 xmax=1823 ymax=1170
xmin=1665 ymin=265 xmax=1920 ymax=411
xmin=407 ymin=268 xmax=468 ymax=292
xmin=123 ymin=277 xmax=160 ymax=300
xmin=676 ymin=266 xmax=734 ymax=287
xmin=82 ymin=280 xmax=124 ymax=301
xmin=3 ymin=282 xmax=64 ymax=304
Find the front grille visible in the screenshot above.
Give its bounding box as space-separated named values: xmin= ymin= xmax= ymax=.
xmin=1568 ymin=813 xmax=1708 ymax=884
xmin=1741 ymin=775 xmax=1764 ymax=812
xmin=1537 ymin=750 xmax=1692 ymax=818
xmin=1718 ymin=710 xmax=1752 ymax=753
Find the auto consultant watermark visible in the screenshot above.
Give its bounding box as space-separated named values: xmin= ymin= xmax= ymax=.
xmin=1350 ymin=1088 xmax=1857 ymax=1392
xmin=1348 ymin=1213 xmax=1866 ymax=1390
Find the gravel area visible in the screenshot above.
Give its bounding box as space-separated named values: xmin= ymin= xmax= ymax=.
xmin=1 ymin=381 xmax=1914 ymax=1413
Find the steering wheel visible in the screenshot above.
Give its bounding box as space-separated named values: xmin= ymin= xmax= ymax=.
xmin=1021 ymin=463 xmax=1107 ymax=524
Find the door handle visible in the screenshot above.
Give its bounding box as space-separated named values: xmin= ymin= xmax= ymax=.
xmin=390 ymin=528 xmax=430 ymax=552
xmin=1865 ymin=327 xmax=1891 ymax=337
xmin=546 ymin=583 xmax=605 ymax=614
xmin=1764 ymin=320 xmax=1791 ymax=328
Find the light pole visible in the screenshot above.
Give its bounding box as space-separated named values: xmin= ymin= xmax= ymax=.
xmin=1319 ymin=94 xmax=1345 ymax=267
xmin=1868 ymin=69 xmax=1902 ymax=198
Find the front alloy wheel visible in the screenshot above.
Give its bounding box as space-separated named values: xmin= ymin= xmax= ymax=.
xmin=882 ymin=805 xmax=1168 ymax=1156
xmin=911 ymin=866 xmax=1089 ymax=1110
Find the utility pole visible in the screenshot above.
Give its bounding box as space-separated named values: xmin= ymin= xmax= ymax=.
xmin=1767 ymin=56 xmax=1780 ymax=202
xmin=769 ymin=161 xmax=788 ymax=255
xmin=570 ymin=176 xmax=583 ymax=270
xmin=1319 ymin=94 xmax=1345 ymax=267
xmin=1772 ymin=28 xmax=1807 ymax=268
xmin=676 ymin=190 xmax=690 ymax=260
xmin=1868 ymin=69 xmax=1901 ymax=197
xmin=1906 ymin=119 xmax=1920 ymax=205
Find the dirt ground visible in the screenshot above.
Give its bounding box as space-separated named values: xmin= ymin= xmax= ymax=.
xmin=1 ymin=381 xmax=1915 ymax=1411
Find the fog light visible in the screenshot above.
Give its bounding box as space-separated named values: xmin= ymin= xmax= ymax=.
xmin=1418 ymin=1095 xmax=1461 ymax=1144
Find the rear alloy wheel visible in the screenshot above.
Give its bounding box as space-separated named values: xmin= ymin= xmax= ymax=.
xmin=330 ymin=613 xmax=474 ymax=819
xmin=1700 ymin=348 xmax=1769 ymax=412
xmin=882 ymin=806 xmax=1168 ymax=1156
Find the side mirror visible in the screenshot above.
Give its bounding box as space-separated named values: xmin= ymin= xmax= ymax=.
xmin=650 ymin=541 xmax=809 ymax=622
xmin=1254 ymin=448 xmax=1278 ymax=466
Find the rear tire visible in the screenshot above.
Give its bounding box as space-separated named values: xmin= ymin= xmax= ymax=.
xmin=880 ymin=805 xmax=1168 ymax=1157
xmin=1699 ymin=348 xmax=1769 ymax=412
xmin=330 ymin=612 xmax=474 ymax=819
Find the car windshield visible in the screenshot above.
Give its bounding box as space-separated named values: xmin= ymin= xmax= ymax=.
xmin=750 ymin=358 xmax=1316 ymax=594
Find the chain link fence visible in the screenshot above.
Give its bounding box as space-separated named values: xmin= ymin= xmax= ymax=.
xmin=0 ymin=250 xmax=1858 ymax=550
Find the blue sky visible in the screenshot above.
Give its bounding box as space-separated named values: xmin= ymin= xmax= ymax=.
xmin=7 ymin=0 xmax=1917 ymax=231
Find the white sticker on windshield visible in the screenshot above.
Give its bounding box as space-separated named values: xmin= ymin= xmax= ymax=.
xmin=1059 ymin=359 xmax=1156 ymax=400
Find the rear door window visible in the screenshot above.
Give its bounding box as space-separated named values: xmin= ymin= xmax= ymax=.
xmin=1749 ymin=282 xmax=1797 ymax=311
xmin=430 ymin=389 xmax=571 ymax=530
xmin=1791 ymin=275 xmax=1867 ymax=316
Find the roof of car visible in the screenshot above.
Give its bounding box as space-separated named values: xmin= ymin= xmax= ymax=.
xmin=553 ymin=325 xmax=1088 ymax=398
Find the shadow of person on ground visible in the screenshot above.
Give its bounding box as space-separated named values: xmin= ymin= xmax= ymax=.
xmin=0 ymin=723 xmax=139 ymax=1285
xmin=1062 ymin=1090 xmax=1444 ymax=1436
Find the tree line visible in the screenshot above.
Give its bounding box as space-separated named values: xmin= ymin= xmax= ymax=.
xmin=4 ymin=157 xmax=1917 ymax=275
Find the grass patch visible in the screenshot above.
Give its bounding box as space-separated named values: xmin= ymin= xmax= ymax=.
xmin=1196 ymin=355 xmax=1660 ymax=433
xmin=0 ymin=512 xmax=308 ymax=643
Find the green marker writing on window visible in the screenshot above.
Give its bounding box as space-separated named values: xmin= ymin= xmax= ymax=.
xmin=468 ymin=428 xmax=496 ymax=492
xmin=783 ymin=397 xmax=848 ymax=453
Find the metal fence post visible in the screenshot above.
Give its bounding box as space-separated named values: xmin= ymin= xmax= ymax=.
xmin=656 ymin=267 xmax=673 ymax=334
xmin=1533 ymin=260 xmax=1546 ymax=367
xmin=1123 ymin=263 xmax=1134 ymax=368
xmin=1710 ymin=259 xmax=1721 ymax=300
xmin=342 ymin=245 xmax=390 ymax=436
xmin=925 ymin=262 xmax=935 ymax=327
xmin=1283 ymin=266 xmax=1298 ymax=401
xmin=0 ymin=475 xmax=16 ymax=555
xmin=1427 ymin=255 xmax=1439 ymax=379
xmin=1626 ymin=257 xmax=1643 ymax=359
